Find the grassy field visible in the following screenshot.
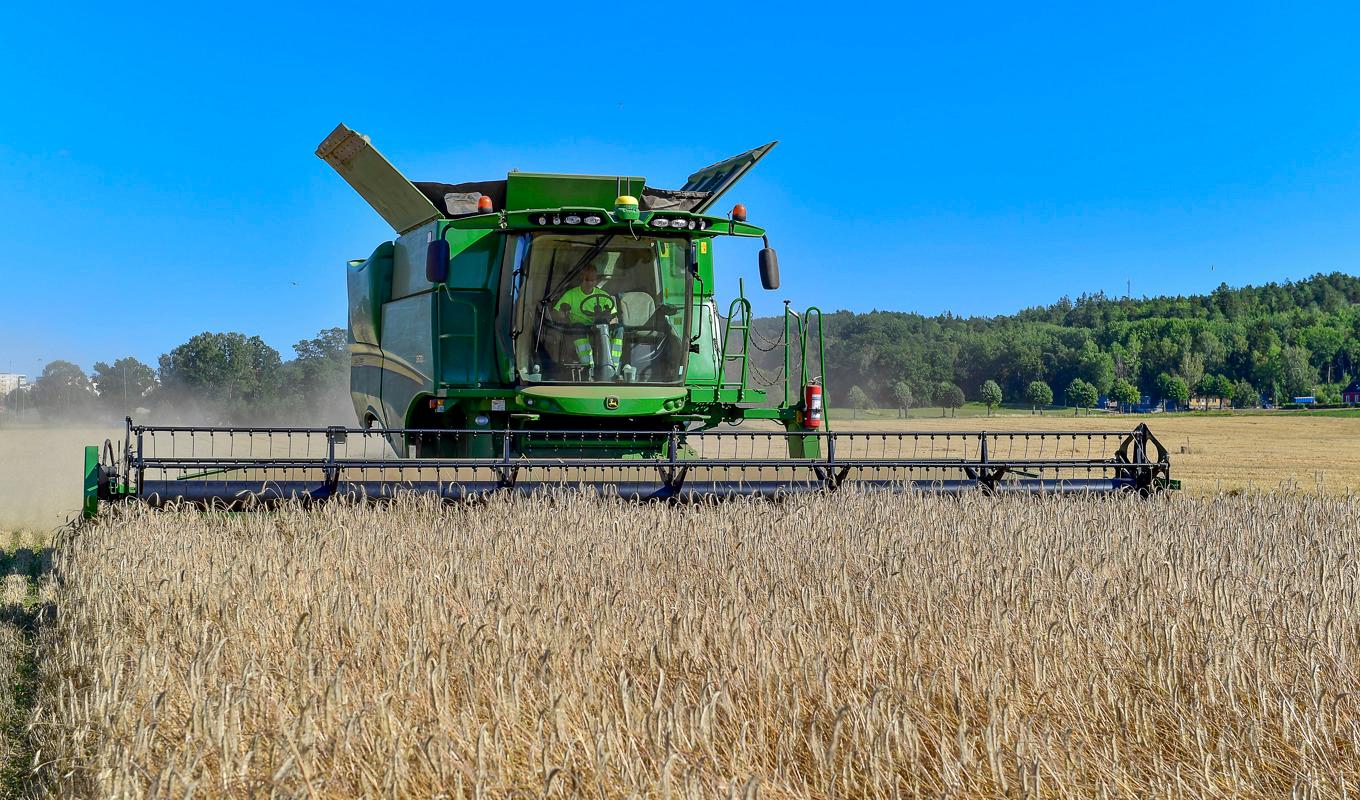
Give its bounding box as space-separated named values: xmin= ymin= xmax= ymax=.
xmin=828 ymin=410 xmax=1360 ymax=494
xmin=24 ymin=493 xmax=1360 ymax=797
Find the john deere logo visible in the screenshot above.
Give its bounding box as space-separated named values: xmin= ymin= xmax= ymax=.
xmin=604 ymin=395 xmax=620 ymax=410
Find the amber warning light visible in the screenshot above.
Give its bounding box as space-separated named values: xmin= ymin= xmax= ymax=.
xmin=731 ymin=203 xmax=747 ymax=222
xmin=477 ymin=195 xmax=493 ymax=212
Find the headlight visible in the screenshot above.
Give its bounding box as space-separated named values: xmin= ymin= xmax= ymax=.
xmin=651 ymin=217 xmax=670 ymax=227
xmin=564 ymin=215 xmax=581 ymax=225
xmin=584 ymin=215 xmax=602 ymax=225
xmin=687 ymin=220 xmax=697 ymax=230
xmin=536 ymin=215 xmax=548 ymax=225
xmin=552 ymin=215 xmax=561 ymax=225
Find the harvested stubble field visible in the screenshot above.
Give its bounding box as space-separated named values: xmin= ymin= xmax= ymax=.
xmin=30 ymin=491 xmax=1360 ymax=798
xmin=835 ymin=413 xmax=1360 ymax=495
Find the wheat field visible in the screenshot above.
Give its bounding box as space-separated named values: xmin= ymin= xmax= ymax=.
xmin=835 ymin=413 xmax=1360 ymax=495
xmin=28 ymin=491 xmax=1360 ymax=798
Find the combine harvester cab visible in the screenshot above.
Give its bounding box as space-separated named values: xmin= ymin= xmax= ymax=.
xmin=84 ymin=126 xmax=1176 ymax=513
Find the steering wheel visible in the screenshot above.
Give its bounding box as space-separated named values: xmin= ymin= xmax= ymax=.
xmin=581 ymin=294 xmax=616 ymax=324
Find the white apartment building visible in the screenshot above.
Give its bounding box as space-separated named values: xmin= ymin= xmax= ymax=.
xmin=0 ymin=374 xmax=28 ymax=395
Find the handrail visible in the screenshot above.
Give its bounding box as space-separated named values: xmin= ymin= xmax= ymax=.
xmin=783 ymin=301 xmax=800 ymax=408
xmin=719 ymin=279 xmax=751 ymax=399
xmin=803 ymin=306 xmax=827 ymax=429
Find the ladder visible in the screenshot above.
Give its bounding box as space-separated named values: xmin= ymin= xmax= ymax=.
xmin=720 ymin=282 xmax=752 ymax=402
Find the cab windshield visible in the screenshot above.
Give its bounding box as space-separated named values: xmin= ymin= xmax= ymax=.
xmin=513 ymin=233 xmax=691 ymax=384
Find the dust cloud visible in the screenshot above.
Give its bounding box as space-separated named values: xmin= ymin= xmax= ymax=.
xmin=0 ymin=389 xmax=360 ymax=532
xmin=138 ymin=394 xmax=358 ymax=427
xmin=0 ymin=427 xmax=121 ymax=531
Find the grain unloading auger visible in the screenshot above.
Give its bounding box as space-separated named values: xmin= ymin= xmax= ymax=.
xmin=83 ymin=126 xmax=1175 ymax=515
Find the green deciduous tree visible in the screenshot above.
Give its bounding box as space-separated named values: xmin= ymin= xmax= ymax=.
xmin=1155 ymin=373 xmax=1190 ymax=410
xmin=1076 ymin=342 xmax=1115 ymax=396
xmin=934 ymin=381 xmax=964 ymax=417
xmin=92 ymin=357 xmax=157 ymax=414
xmin=847 ymin=385 xmax=869 ymax=418
xmin=1316 ymin=382 xmax=1343 ymax=405
xmin=1066 ymin=378 xmax=1098 ymax=415
xmin=1300 ymin=325 xmax=1344 ymax=383
xmin=1231 ymin=379 xmax=1258 ymax=409
xmin=1110 ymin=378 xmax=1140 ymax=411
xmin=1111 ymin=338 xmax=1142 ymax=384
xmin=283 ymin=328 xmax=349 ymax=411
xmin=1025 ymin=380 xmax=1053 ymax=413
xmin=1277 ymin=345 xmax=1316 ymax=400
xmin=1178 ymin=351 xmax=1205 ymax=395
xmin=31 ymin=360 xmax=95 ymax=419
xmin=979 ymin=379 xmax=1003 ymax=415
xmin=1155 ymin=372 xmax=1174 ymax=405
xmin=158 ymin=332 xmax=283 ymax=417
xmin=1209 ymin=374 xmax=1234 ymax=409
xmin=891 ymin=381 xmax=914 ymax=418
xmin=1193 ymin=329 xmax=1225 ymax=373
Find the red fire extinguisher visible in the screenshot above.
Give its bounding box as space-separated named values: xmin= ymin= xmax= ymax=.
xmin=804 ymin=381 xmax=823 ymax=429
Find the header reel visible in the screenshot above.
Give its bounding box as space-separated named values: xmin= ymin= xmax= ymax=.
xmin=85 ymin=419 xmax=1174 ymax=515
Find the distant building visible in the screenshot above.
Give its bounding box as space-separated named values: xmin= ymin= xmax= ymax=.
xmin=1344 ymin=379 xmax=1360 ymax=405
xmin=0 ymin=374 xmax=26 ymax=395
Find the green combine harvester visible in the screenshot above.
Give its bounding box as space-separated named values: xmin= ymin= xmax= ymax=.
xmin=83 ymin=125 xmax=1174 ymax=514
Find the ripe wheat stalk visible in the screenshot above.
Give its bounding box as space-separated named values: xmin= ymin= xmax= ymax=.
xmin=28 ymin=491 xmax=1360 ymax=798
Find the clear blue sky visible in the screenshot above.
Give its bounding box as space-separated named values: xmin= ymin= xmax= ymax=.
xmin=2 ymin=2 xmax=1359 ymax=375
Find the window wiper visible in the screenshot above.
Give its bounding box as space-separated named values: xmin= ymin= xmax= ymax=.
xmin=533 ymin=250 xmax=558 ymax=357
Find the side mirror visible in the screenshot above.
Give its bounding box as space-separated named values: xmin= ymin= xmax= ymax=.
xmin=426 ymin=239 xmax=450 ymax=284
xmin=758 ymin=246 xmax=780 ymax=291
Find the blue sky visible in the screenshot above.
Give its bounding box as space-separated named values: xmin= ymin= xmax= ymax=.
xmin=2 ymin=2 xmax=1358 ymax=374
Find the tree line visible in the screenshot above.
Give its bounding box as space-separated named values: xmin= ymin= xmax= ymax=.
xmin=3 ymin=329 xmax=349 ymax=424
xmin=750 ymin=271 xmax=1360 ymax=413
xmin=10 ymin=272 xmax=1360 ymax=424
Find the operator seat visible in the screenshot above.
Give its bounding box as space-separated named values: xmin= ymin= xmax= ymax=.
xmin=618 ymin=292 xmax=656 ymax=328
xmin=619 ymin=291 xmax=669 ymax=378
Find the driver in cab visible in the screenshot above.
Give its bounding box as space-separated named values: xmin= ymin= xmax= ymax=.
xmin=555 ymin=265 xmax=622 ymax=373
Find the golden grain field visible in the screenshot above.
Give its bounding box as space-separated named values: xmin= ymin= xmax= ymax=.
xmin=836 ymin=413 xmax=1360 ymax=494
xmin=30 ymin=491 xmax=1360 ymax=798
xmin=2 ymin=413 xmax=1358 ymax=535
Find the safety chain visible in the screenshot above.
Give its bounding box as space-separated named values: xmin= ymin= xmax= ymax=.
xmin=748 ymin=323 xmax=787 ymax=353
xmin=749 ymin=362 xmax=785 ymax=388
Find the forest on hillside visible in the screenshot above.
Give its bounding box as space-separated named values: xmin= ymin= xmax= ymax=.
xmin=747 ymin=271 xmax=1360 ymax=410
xmin=7 ymin=272 xmax=1360 ymax=424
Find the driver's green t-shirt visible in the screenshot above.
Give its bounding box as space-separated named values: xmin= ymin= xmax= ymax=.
xmin=558 ymin=286 xmax=615 ymax=325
